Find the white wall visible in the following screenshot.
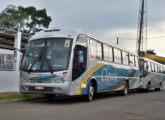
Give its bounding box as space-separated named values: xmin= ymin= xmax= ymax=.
xmin=0 ymin=32 xmax=21 ymax=93
xmin=0 ymin=71 xmax=19 ymax=92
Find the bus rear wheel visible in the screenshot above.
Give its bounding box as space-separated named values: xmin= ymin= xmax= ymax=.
xmin=155 ymin=82 xmax=162 ymax=91
xmin=86 ymin=82 xmax=94 ymax=102
xmin=146 ymin=82 xmax=151 ymax=92
xmin=121 ymin=82 xmax=129 ymax=96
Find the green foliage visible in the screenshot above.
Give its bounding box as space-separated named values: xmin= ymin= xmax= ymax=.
xmin=0 ymin=5 xmax=27 ymax=30
xmin=18 ymin=6 xmax=52 ymax=34
xmin=0 ymin=94 xmax=43 ymax=100
xmin=146 ymin=49 xmax=156 ymax=55
xmin=0 ymin=5 xmax=52 ymax=34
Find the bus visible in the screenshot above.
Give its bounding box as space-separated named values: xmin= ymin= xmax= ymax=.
xmin=20 ymin=28 xmax=140 ymax=101
xmin=139 ymin=57 xmax=165 ymax=91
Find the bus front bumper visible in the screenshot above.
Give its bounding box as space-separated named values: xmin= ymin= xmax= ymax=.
xmin=20 ymin=82 xmax=70 ymax=95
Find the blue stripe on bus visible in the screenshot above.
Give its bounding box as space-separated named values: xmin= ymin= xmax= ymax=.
xmin=80 ymin=64 xmax=139 ymax=95
xmin=30 ymin=75 xmax=55 ymax=80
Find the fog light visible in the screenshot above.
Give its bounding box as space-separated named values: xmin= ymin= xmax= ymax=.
xmin=53 ymin=87 xmax=62 ymax=92
xmin=22 ymin=86 xmax=29 ymax=91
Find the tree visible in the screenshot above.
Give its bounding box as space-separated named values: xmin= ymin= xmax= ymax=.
xmin=18 ymin=6 xmax=52 ymax=34
xmin=146 ymin=49 xmax=156 ymax=55
xmin=0 ymin=5 xmax=27 ymax=30
xmin=0 ymin=5 xmax=52 ymax=34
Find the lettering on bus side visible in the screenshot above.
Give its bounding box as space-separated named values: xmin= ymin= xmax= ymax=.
xmin=101 ymin=66 xmax=118 ymax=85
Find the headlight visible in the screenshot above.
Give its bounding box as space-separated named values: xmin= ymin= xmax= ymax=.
xmin=54 ymin=77 xmax=65 ymax=83
xmin=21 ymin=77 xmax=29 ymax=83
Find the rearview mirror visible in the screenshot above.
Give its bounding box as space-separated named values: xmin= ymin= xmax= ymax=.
xmin=78 ymin=50 xmax=84 ymax=63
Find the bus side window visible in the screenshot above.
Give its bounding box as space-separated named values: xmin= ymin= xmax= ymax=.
xmin=129 ymin=54 xmax=135 ymax=66
xmin=90 ymin=39 xmax=97 ymax=59
xmin=144 ymin=61 xmax=148 ymax=72
xmin=160 ymin=66 xmax=163 ymax=73
xmin=155 ymin=64 xmax=158 ymax=72
xmin=122 ymin=51 xmax=129 ymax=65
xmin=72 ymin=35 xmax=87 ymax=81
xmin=151 ymin=63 xmax=155 ymax=72
xmin=103 ymin=44 xmax=109 ymax=61
xmin=135 ymin=57 xmax=138 ymax=67
xmin=158 ymin=65 xmax=161 ymax=73
xmin=109 ymin=46 xmax=113 ymax=62
xmin=96 ymin=42 xmax=102 ymax=60
xmin=114 ymin=48 xmax=121 ymax=64
xmin=147 ymin=62 xmax=151 ymax=72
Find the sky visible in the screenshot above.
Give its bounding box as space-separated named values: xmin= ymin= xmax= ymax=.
xmin=0 ymin=0 xmax=165 ymax=56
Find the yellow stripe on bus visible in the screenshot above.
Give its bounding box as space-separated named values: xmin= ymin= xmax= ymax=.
xmin=116 ymin=85 xmax=125 ymax=90
xmin=116 ymin=73 xmax=137 ymax=91
xmin=144 ymin=74 xmax=155 ymax=88
xmin=77 ymin=63 xmax=103 ymax=95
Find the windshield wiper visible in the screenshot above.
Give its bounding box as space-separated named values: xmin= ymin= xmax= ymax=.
xmin=28 ymin=55 xmax=41 ymax=73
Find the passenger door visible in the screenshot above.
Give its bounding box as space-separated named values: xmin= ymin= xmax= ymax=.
xmin=72 ymin=35 xmax=87 ymax=81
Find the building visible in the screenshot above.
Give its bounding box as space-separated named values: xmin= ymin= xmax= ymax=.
xmin=0 ymin=27 xmax=29 ymax=93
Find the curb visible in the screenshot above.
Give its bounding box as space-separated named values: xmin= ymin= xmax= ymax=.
xmin=0 ymin=99 xmax=24 ymax=104
xmin=0 ymin=97 xmax=45 ymax=104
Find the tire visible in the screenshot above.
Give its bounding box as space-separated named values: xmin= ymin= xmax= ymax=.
xmin=155 ymin=82 xmax=162 ymax=91
xmin=86 ymin=82 xmax=94 ymax=102
xmin=146 ymin=82 xmax=151 ymax=92
xmin=121 ymin=82 xmax=129 ymax=96
xmin=45 ymin=94 xmax=56 ymax=101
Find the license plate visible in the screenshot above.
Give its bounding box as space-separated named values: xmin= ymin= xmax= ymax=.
xmin=35 ymin=86 xmax=44 ymax=90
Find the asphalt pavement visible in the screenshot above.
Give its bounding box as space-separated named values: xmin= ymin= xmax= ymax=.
xmin=0 ymin=89 xmax=165 ymax=120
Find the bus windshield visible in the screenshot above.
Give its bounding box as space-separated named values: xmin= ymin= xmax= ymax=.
xmin=21 ymin=38 xmax=73 ymax=72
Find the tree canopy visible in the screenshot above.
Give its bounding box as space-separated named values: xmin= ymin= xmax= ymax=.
xmin=0 ymin=5 xmax=52 ymax=34
xmin=146 ymin=49 xmax=156 ymax=55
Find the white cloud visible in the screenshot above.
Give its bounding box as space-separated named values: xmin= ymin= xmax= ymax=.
xmin=99 ymin=28 xmax=137 ymax=53
xmin=97 ymin=20 xmax=165 ymax=56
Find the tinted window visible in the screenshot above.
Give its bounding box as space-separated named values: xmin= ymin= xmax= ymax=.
xmin=90 ymin=40 xmax=96 ymax=59
xmin=135 ymin=57 xmax=138 ymax=67
xmin=103 ymin=44 xmax=109 ymax=61
xmin=155 ymin=64 xmax=158 ymax=72
xmin=109 ymin=46 xmax=113 ymax=62
xmin=129 ymin=54 xmax=135 ymax=66
xmin=122 ymin=51 xmax=129 ymax=65
xmin=151 ymin=63 xmax=155 ymax=72
xmin=147 ymin=62 xmax=151 ymax=72
xmin=114 ymin=48 xmax=121 ymax=64
xmin=96 ymin=42 xmax=102 ymax=60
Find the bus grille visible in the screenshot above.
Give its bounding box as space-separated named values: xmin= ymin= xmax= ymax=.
xmin=28 ymin=87 xmax=53 ymax=92
xmin=30 ymin=79 xmax=52 ymax=83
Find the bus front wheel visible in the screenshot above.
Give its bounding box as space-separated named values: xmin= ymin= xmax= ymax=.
xmin=86 ymin=82 xmax=94 ymax=102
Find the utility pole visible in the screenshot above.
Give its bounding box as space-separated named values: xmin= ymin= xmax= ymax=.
xmin=136 ymin=0 xmax=147 ymax=54
xmin=116 ymin=37 xmax=119 ymax=45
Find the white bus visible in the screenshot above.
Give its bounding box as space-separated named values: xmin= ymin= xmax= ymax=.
xmin=139 ymin=57 xmax=165 ymax=91
xmin=20 ymin=29 xmax=139 ymax=101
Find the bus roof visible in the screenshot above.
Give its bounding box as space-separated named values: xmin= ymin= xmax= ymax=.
xmin=29 ymin=28 xmax=137 ymax=56
xmin=139 ymin=57 xmax=165 ymax=67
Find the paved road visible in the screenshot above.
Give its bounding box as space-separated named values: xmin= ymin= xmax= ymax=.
xmin=0 ymin=90 xmax=165 ymax=120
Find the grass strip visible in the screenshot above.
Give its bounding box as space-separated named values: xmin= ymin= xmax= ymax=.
xmin=0 ymin=94 xmax=44 ymax=101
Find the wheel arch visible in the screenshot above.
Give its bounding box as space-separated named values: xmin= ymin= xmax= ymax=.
xmin=89 ymin=77 xmax=98 ymax=93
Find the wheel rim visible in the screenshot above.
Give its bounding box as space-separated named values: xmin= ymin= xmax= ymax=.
xmin=148 ymin=83 xmax=151 ymax=90
xmin=160 ymin=83 xmax=162 ymax=89
xmin=88 ymin=85 xmax=94 ymax=101
xmin=124 ymin=86 xmax=128 ymax=95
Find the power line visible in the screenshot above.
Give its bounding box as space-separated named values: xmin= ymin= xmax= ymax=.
xmin=117 ymin=36 xmax=165 ymax=40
